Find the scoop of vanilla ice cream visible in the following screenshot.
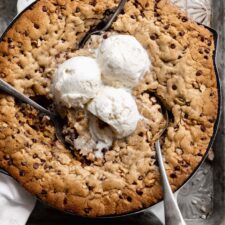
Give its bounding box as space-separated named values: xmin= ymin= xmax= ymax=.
xmin=53 ymin=56 xmax=101 ymax=108
xmin=89 ymin=115 xmax=114 ymax=157
xmin=97 ymin=35 xmax=151 ymax=88
xmin=73 ymin=115 xmax=113 ymax=158
xmin=87 ymin=86 xmax=140 ymax=138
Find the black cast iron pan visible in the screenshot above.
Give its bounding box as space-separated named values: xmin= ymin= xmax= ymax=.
xmin=0 ymin=0 xmax=222 ymax=220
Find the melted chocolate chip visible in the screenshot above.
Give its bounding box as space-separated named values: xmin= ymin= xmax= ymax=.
xmin=164 ymin=24 xmax=170 ymax=30
xmin=20 ymin=170 xmax=26 ymax=176
xmin=33 ymin=163 xmax=39 ymax=169
xmin=84 ymin=208 xmax=92 ymax=213
xmin=7 ymin=38 xmax=13 ymax=43
xmin=172 ymin=84 xmax=177 ymax=90
xmin=34 ymin=23 xmax=40 ymax=29
xmin=201 ymin=125 xmax=206 ymax=132
xmin=21 ymin=162 xmax=28 ymax=166
xmin=136 ymin=189 xmax=143 ymax=195
xmin=76 ymin=7 xmax=80 ymax=13
xmin=90 ymin=0 xmax=97 ymax=6
xmin=33 ymin=153 xmax=38 ymax=159
xmin=170 ymin=173 xmax=177 ymax=178
xmin=103 ymin=34 xmax=108 ymax=39
xmin=42 ymin=6 xmax=48 ymax=12
xmin=41 ymin=190 xmax=47 ymax=195
xmin=127 ymin=196 xmax=132 ymax=202
xmin=179 ymin=31 xmax=185 ymax=36
xmin=196 ymin=70 xmax=203 ymax=76
xmin=3 ymin=155 xmax=10 ymax=160
xmin=182 ymin=17 xmax=188 ymax=22
xmin=150 ymin=33 xmax=159 ymax=40
xmin=64 ymin=198 xmax=68 ymax=204
xmin=170 ymin=43 xmax=176 ymax=49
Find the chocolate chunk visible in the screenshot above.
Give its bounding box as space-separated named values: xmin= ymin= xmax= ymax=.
xmin=33 ymin=153 xmax=38 ymax=159
xmin=41 ymin=190 xmax=47 ymax=195
xmin=33 ymin=163 xmax=39 ymax=169
xmin=136 ymin=189 xmax=143 ymax=196
xmin=84 ymin=208 xmax=92 ymax=213
xmin=42 ymin=6 xmax=48 ymax=12
xmin=19 ymin=170 xmax=26 ymax=176
xmin=179 ymin=31 xmax=185 ymax=36
xmin=196 ymin=70 xmax=203 ymax=76
xmin=182 ymin=17 xmax=188 ymax=22
xmin=76 ymin=7 xmax=80 ymax=13
xmin=170 ymin=43 xmax=176 ymax=49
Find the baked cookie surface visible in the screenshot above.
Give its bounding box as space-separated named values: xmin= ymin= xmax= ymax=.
xmin=0 ymin=0 xmax=218 ymax=217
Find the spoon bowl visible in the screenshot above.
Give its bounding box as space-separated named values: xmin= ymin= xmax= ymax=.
xmin=0 ymin=79 xmax=66 ymax=144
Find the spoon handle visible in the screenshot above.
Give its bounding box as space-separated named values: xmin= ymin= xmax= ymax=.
xmin=79 ymin=0 xmax=127 ymax=48
xmin=0 ymin=79 xmax=52 ymax=117
xmin=0 ymin=168 xmax=9 ymax=176
xmin=102 ymin=0 xmax=127 ymax=31
xmin=155 ymin=140 xmax=186 ymax=225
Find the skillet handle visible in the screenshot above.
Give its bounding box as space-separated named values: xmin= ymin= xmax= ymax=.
xmin=155 ymin=140 xmax=186 ymax=225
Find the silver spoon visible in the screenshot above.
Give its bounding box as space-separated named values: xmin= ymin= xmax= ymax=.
xmin=155 ymin=107 xmax=186 ymax=225
xmin=79 ymin=0 xmax=127 ymax=48
xmin=0 ymin=79 xmax=65 ymax=144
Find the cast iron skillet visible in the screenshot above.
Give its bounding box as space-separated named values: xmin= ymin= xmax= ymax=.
xmin=0 ymin=0 xmax=222 ymax=219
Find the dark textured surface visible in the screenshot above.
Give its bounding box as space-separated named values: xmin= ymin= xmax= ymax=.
xmin=0 ymin=0 xmax=224 ymax=224
xmin=0 ymin=0 xmax=17 ymax=34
